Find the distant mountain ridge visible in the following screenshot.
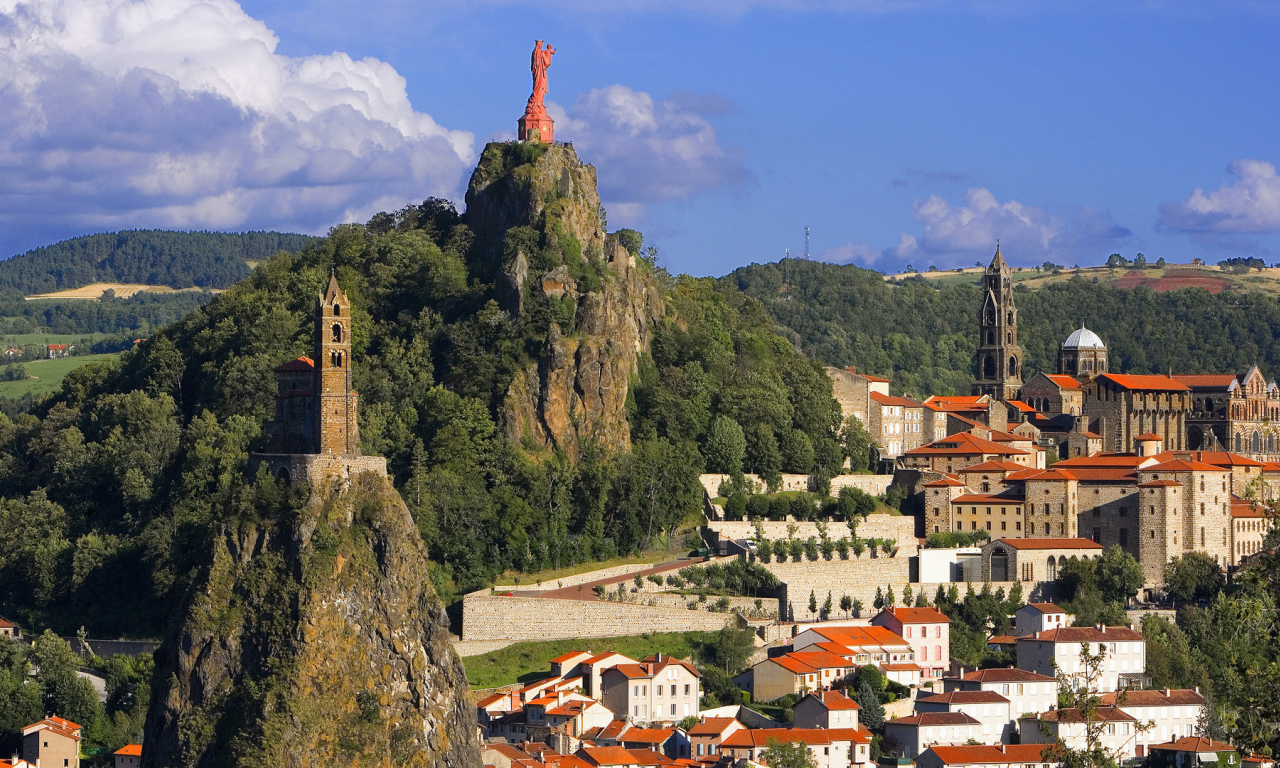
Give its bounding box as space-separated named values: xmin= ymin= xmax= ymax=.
xmin=0 ymin=230 xmax=319 ymax=294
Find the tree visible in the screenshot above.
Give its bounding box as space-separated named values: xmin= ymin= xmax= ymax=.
xmin=840 ymin=594 xmax=852 ymax=618
xmin=1164 ymin=552 xmax=1225 ymax=604
xmin=30 ymin=631 xmax=101 ymax=730
xmin=710 ymin=620 xmax=756 ymax=676
xmin=885 ymin=584 xmax=895 ymax=607
xmin=822 ymin=591 xmax=833 ymax=619
xmin=761 ymin=739 xmax=818 ymax=768
xmin=780 ymin=429 xmax=815 ymax=474
xmin=840 ymin=416 xmax=874 ymax=473
xmin=873 ymin=586 xmax=884 ymax=609
xmin=1045 ymin=641 xmax=1152 ymax=768
xmin=1096 ymin=545 xmax=1143 ymax=605
xmin=747 ymin=424 xmax=783 ymax=491
xmin=705 ymin=416 xmax=747 ymax=475
xmin=902 ymin=584 xmax=914 ymax=605
xmin=854 ymin=681 xmax=885 ymax=733
xmin=808 ymin=590 xmax=818 ymax=618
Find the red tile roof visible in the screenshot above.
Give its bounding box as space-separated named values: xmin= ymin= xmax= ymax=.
xmin=722 ymin=728 xmax=869 ymax=748
xmin=1099 ymin=689 xmax=1206 ymax=706
xmin=687 ymin=717 xmax=740 ymax=736
xmin=115 ymin=745 xmax=143 ymax=756
xmin=919 ymin=690 xmax=1010 ymax=704
xmin=959 ymin=460 xmax=1027 ymax=473
xmin=1044 ymin=375 xmax=1082 ymax=390
xmin=274 ymin=356 xmax=314 ymax=372
xmin=552 ymin=651 xmax=591 ymax=664
xmin=924 ymin=476 xmax=968 ymax=487
xmin=1007 ymin=400 xmax=1037 ymax=412
xmin=21 ymin=717 xmax=82 ymax=741
xmin=1172 ymin=374 xmax=1239 ymax=388
xmin=888 ymin=712 xmax=981 ymax=726
xmin=1055 ymin=455 xmax=1148 ymax=468
xmin=1153 ymin=450 xmax=1265 ymax=468
xmin=1024 ymin=603 xmax=1066 ymax=613
xmin=580 ymin=747 xmax=645 ymax=766
xmin=1097 ymin=373 xmax=1191 ymax=392
xmin=622 ymin=729 xmax=676 ymax=745
xmin=1232 ymin=497 xmax=1265 ymax=518
xmin=1022 ymin=626 xmax=1144 ymax=642
xmin=925 ymin=744 xmax=1051 ymax=765
xmin=905 ymin=432 xmax=1028 ymax=457
xmin=880 ymin=663 xmax=922 ymax=671
xmin=1142 ymin=458 xmax=1230 ymax=473
xmin=1035 ymin=706 xmax=1135 ymax=723
xmin=994 ymin=538 xmax=1102 ymax=550
xmin=958 ymin=668 xmax=1056 ymax=683
xmin=870 ymin=392 xmax=923 ymax=407
xmin=879 ymin=606 xmax=950 ymax=624
xmin=1135 ymin=433 xmax=1162 ymax=440
xmin=1151 ymin=737 xmax=1237 ymax=753
xmin=806 ymin=690 xmax=860 ymax=711
xmin=1025 ymin=468 xmax=1078 ymax=482
xmin=0 ymin=616 xmax=14 ymax=629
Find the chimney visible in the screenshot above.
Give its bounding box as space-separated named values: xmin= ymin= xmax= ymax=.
xmin=996 ymin=744 xmax=1005 ymax=753
xmin=1164 ymin=688 xmax=1170 ymax=697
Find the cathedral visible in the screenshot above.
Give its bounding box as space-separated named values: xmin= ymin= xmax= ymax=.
xmin=249 ymin=274 xmax=386 ymax=485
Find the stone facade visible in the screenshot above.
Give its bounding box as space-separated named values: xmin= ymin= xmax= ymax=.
xmin=1019 ymin=373 xmax=1083 ymax=416
xmin=827 ymin=366 xmax=890 ymax=426
xmin=1178 ymin=367 xmax=1280 ymax=460
xmin=251 ymin=275 xmax=385 ymax=484
xmin=1081 ymin=374 xmax=1192 ymax=454
xmin=870 ymin=392 xmax=927 ymax=458
xmin=972 ymin=247 xmax=1023 ymax=400
xmin=980 ymin=538 xmax=1102 ymax=583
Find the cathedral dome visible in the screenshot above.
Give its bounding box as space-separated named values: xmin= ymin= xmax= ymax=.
xmin=1062 ymin=326 xmax=1106 ymax=350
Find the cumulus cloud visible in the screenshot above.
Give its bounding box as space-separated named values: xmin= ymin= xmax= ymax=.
xmin=1159 ymin=159 xmax=1280 ymax=235
xmin=883 ymin=187 xmax=1131 ymax=268
xmin=817 ymin=241 xmax=881 ymax=266
xmin=547 ymin=84 xmax=748 ymax=221
xmin=0 ymin=0 xmax=474 ymax=254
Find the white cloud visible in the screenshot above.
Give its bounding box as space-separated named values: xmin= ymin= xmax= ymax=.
xmin=883 ymin=187 xmax=1131 ymax=268
xmin=1159 ymin=159 xmax=1280 ymax=235
xmin=0 ymin=0 xmax=474 ymax=254
xmin=547 ymin=84 xmax=748 ymax=218
xmin=817 ymin=241 xmax=881 ymax=266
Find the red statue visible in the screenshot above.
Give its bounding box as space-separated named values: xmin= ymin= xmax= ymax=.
xmin=519 ymin=40 xmax=556 ymax=143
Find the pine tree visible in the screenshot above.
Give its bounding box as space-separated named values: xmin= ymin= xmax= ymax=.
xmin=874 ymin=586 xmax=884 ymax=609
xmin=902 ymin=584 xmax=914 ymax=605
xmin=886 ymin=584 xmax=896 ymax=606
xmin=808 ymin=590 xmax=818 ymax=618
xmin=840 ymin=594 xmax=853 ymax=618
xmin=854 ymin=681 xmax=885 ymax=733
xmin=822 ymin=591 xmax=833 ymax=619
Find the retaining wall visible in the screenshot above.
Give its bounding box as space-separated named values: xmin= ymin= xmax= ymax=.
xmin=699 ymin=474 xmax=894 ymax=498
xmin=706 ymin=515 xmax=917 ymax=545
xmin=461 ymin=594 xmax=750 ymax=642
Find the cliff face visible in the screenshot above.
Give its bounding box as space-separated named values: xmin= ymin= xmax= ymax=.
xmin=143 ymin=474 xmax=479 ymax=768
xmin=464 ymin=143 xmax=663 ymax=459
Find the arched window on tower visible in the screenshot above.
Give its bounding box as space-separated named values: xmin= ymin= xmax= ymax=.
xmin=331 ymin=351 xmax=343 ymax=368
xmin=332 ymin=323 xmax=343 ymax=342
xmin=1007 ymin=311 xmax=1015 ymax=325
xmin=333 ymin=303 xmax=341 ymax=316
xmin=1008 ymin=357 xmax=1018 ymax=377
xmin=1236 ymin=433 xmax=1243 ymax=452
xmin=987 ymin=331 xmax=995 ymax=345
xmin=1252 ymin=431 xmax=1261 ymax=453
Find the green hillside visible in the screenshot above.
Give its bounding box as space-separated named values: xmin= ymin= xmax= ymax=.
xmin=722 ymin=258 xmax=1280 ymax=395
xmin=0 ymin=229 xmax=318 ymax=294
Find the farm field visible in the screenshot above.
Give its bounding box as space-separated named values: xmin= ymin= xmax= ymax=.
xmin=24 ymin=282 xmax=216 ymax=300
xmin=0 ymin=353 xmax=120 ymax=398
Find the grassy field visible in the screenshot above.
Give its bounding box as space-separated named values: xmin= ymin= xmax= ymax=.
xmin=2 ymin=332 xmax=116 ymax=345
xmin=884 ymin=262 xmax=1280 ymax=297
xmin=460 ymin=631 xmax=716 ymax=690
xmin=0 ymin=353 xmax=120 ymax=398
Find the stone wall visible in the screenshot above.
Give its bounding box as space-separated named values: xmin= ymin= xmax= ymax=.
xmin=706 ymin=514 xmax=917 ymax=546
xmin=249 ymin=452 xmax=387 ymax=485
xmin=461 ymin=594 xmax=747 ymax=642
xmin=699 ymin=473 xmax=894 ymax=498
xmin=763 ymin=556 xmax=912 ymax=614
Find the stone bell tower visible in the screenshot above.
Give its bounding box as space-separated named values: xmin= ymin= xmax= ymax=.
xmin=315 ymin=274 xmax=360 ymax=455
xmin=972 ymin=245 xmax=1024 ymax=400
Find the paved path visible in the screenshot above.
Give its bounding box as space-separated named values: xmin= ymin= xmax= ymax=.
xmin=505 ymin=557 xmax=705 ymax=601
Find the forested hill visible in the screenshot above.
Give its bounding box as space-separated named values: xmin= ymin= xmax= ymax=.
xmin=721 ymin=259 xmax=1280 ymax=396
xmin=0 ymin=230 xmax=319 ymax=293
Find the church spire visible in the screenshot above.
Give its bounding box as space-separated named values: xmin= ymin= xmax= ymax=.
xmin=972 ymin=244 xmax=1023 ymax=400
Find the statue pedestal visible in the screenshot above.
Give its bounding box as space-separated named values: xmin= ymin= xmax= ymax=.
xmin=518 ymin=106 xmax=554 ymax=143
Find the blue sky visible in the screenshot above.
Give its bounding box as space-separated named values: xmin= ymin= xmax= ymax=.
xmin=1 ymin=0 xmax=1277 ymax=276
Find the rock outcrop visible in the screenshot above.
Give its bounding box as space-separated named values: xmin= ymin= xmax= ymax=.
xmin=142 ymin=474 xmax=479 ymax=768
xmin=464 ymin=143 xmax=664 ymax=459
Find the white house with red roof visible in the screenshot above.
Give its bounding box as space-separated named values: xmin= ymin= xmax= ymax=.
xmin=916 ymin=743 xmax=1052 ymax=768
xmin=794 ymin=690 xmax=860 ymax=730
xmin=0 ymin=615 xmax=16 ymax=637
xmin=870 ymin=607 xmax=950 ymax=680
xmin=883 ymin=712 xmax=985 ymax=758
xmin=1098 ymin=688 xmax=1206 ymax=754
xmin=915 ymin=690 xmax=1012 ymax=742
xmin=719 ymin=726 xmax=872 ymax=768
xmin=1016 ymin=625 xmax=1145 ymax=693
xmin=941 ymin=668 xmax=1059 ymax=726
xmin=599 ymin=654 xmax=700 ymax=724
xmin=114 ymin=744 xmax=142 ymax=768
xmin=22 ymin=717 xmax=82 ymax=768
xmin=1013 ymin=603 xmax=1071 ymax=635
xmin=749 ymin=650 xmax=853 ymax=702
xmin=686 ymin=717 xmax=744 ymax=759
xmin=1018 ymin=707 xmax=1141 ymax=762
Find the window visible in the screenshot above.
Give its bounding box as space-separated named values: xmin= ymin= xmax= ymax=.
xmin=685 ymin=684 xmax=690 ymax=695
xmin=671 ymin=685 xmax=677 ymax=696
